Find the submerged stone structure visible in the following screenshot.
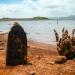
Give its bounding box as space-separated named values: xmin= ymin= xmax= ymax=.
xmin=6 ymin=22 xmax=27 ymax=66
xmin=54 ymin=28 xmax=75 ymax=59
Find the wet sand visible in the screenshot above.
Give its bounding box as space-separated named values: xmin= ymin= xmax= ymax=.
xmin=0 ymin=33 xmax=75 ymax=75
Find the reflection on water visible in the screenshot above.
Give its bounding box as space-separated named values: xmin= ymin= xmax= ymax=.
xmin=0 ymin=20 xmax=75 ymax=44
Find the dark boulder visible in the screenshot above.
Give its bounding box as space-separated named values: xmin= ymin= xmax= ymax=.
xmin=6 ymin=22 xmax=27 ymax=66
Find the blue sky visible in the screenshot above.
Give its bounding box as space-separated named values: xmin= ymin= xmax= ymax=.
xmin=0 ymin=0 xmax=22 ymax=4
xmin=0 ymin=0 xmax=75 ymax=18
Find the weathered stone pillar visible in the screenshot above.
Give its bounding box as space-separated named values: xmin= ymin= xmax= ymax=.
xmin=6 ymin=22 xmax=27 ymax=66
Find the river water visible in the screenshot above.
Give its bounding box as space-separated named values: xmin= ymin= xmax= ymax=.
xmin=0 ymin=20 xmax=75 ymax=44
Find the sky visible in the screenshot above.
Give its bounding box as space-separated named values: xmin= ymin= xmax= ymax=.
xmin=0 ymin=0 xmax=75 ymax=18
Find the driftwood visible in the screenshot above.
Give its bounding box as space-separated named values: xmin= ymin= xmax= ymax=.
xmin=54 ymin=28 xmax=75 ymax=59
xmin=53 ymin=29 xmax=59 ymax=42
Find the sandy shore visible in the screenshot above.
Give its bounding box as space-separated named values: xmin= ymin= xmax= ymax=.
xmin=0 ymin=33 xmax=75 ymax=75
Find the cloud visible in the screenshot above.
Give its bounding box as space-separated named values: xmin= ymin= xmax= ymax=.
xmin=0 ymin=3 xmax=37 ymax=18
xmin=0 ymin=0 xmax=75 ymax=18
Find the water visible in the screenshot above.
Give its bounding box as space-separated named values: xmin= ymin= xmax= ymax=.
xmin=0 ymin=20 xmax=75 ymax=44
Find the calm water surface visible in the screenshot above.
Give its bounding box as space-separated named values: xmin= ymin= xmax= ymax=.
xmin=0 ymin=20 xmax=75 ymax=44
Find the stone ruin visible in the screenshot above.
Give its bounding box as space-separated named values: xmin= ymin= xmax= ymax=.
xmin=54 ymin=28 xmax=75 ymax=59
xmin=6 ymin=22 xmax=27 ymax=66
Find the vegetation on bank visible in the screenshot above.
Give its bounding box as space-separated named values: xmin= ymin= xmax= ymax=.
xmin=0 ymin=17 xmax=49 ymax=21
xmin=33 ymin=16 xmax=49 ymax=20
xmin=1 ymin=15 xmax=75 ymax=21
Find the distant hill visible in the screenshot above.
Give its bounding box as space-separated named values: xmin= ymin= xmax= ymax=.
xmin=66 ymin=15 xmax=75 ymax=19
xmin=0 ymin=16 xmax=49 ymax=21
xmin=0 ymin=15 xmax=75 ymax=21
xmin=33 ymin=16 xmax=49 ymax=20
xmin=49 ymin=15 xmax=75 ymax=20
